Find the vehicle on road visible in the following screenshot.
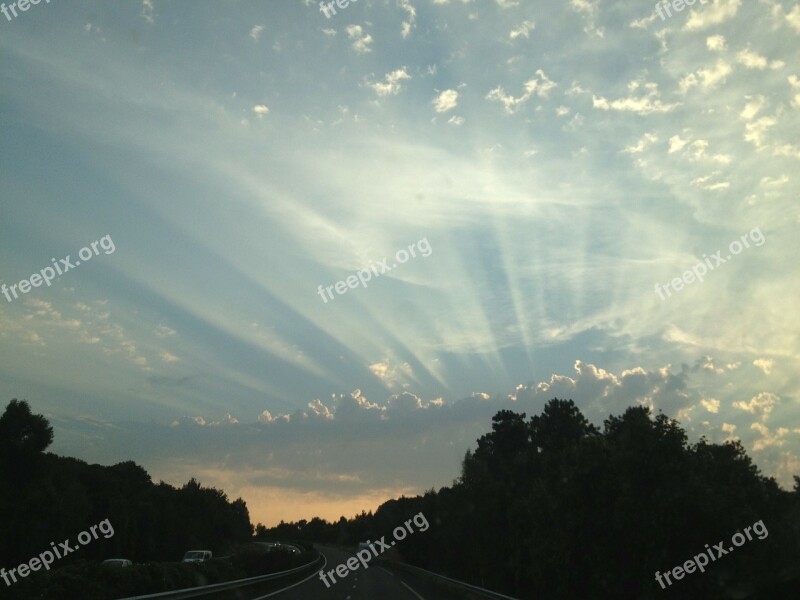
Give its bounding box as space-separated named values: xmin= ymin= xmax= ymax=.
xmin=101 ymin=558 xmax=132 ymax=567
xmin=258 ymin=541 xmax=280 ymax=551
xmin=182 ymin=550 xmax=213 ymax=563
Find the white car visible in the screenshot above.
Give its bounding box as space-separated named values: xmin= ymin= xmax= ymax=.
xmin=102 ymin=559 xmax=132 ymax=567
xmin=182 ymin=550 xmax=213 ymax=563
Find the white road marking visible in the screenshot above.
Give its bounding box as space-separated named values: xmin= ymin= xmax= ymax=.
xmin=400 ymin=580 xmax=425 ymax=600
xmin=251 ymin=553 xmax=328 ymax=599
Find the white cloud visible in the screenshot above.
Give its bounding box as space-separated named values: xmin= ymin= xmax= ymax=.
xmin=685 ymin=0 xmax=742 ymax=32
xmin=593 ymin=82 xmax=679 ymax=114
xmin=141 ymin=0 xmax=155 ymax=24
xmin=706 ymin=35 xmax=727 ymax=51
xmin=509 ymin=20 xmax=536 ymax=40
xmin=433 ymin=89 xmax=459 ymax=112
xmin=624 ymin=132 xmax=658 ymax=154
xmin=679 ymin=60 xmax=732 ymax=93
xmin=346 ymin=24 xmax=373 ymax=54
xmin=744 ymin=116 xmax=777 ymax=149
xmin=753 ymin=358 xmax=774 ymax=374
xmin=733 ymin=392 xmax=780 ymax=420
xmin=367 ymin=68 xmax=411 ymax=96
xmin=740 ymin=95 xmax=766 ymax=120
xmin=789 ymin=75 xmax=800 ymax=107
xmin=486 ymin=70 xmax=557 ymax=114
xmin=160 ymin=351 xmax=180 ymax=363
xmin=571 ymin=0 xmax=604 ymax=37
xmin=737 ymin=48 xmax=769 ymax=70
xmin=668 ymin=134 xmax=689 ymax=153
xmin=788 ymin=5 xmax=800 ymax=32
xmin=249 ymin=25 xmax=264 ymax=40
xmin=399 ymin=0 xmax=416 ymax=38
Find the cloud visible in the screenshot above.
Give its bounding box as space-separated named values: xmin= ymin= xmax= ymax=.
xmin=571 ymin=0 xmax=604 ymax=37
xmin=624 ymin=133 xmax=658 ymax=154
xmin=399 ymin=0 xmax=416 ymax=38
xmin=141 ymin=0 xmax=155 ymax=24
xmin=159 ymin=351 xmax=180 ymax=363
xmin=753 ymin=358 xmax=774 ymax=374
xmin=706 ymin=35 xmax=727 ymax=51
xmin=750 ymin=423 xmax=799 ymax=451
xmin=733 ymin=392 xmax=780 ymax=421
xmin=679 ymin=60 xmax=733 ymax=93
xmin=744 ymin=116 xmax=778 ymax=149
xmin=155 ymin=324 xmax=177 ymax=338
xmin=367 ymin=68 xmax=411 ymax=96
xmin=788 ymin=5 xmax=800 ymax=32
xmin=736 ymin=48 xmax=769 ymax=70
xmin=433 ymin=89 xmax=459 ymax=112
xmin=668 ymin=134 xmax=689 ymax=153
xmin=52 ymin=357 xmax=798 ymax=526
xmin=684 ymin=0 xmax=742 ymax=31
xmin=369 ymin=360 xmax=414 ymax=389
xmin=249 ymin=25 xmax=264 ymax=40
xmin=740 ymin=95 xmax=766 ymax=120
xmin=346 ymin=24 xmax=373 ymax=54
xmin=486 ymin=70 xmax=556 ymax=114
xmin=509 ymin=20 xmax=535 ymax=40
xmin=593 ymin=83 xmax=679 ymax=114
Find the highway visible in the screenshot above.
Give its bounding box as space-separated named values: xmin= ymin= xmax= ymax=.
xmin=260 ymin=546 xmax=472 ymax=600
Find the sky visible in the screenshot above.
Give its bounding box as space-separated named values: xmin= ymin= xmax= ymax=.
xmin=1 ymin=0 xmax=799 ymax=527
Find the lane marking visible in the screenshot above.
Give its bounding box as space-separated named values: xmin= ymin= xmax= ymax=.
xmin=400 ymin=580 xmax=425 ymax=600
xmin=251 ymin=553 xmax=328 ymax=599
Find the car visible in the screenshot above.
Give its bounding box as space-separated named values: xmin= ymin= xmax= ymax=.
xmin=357 ymin=541 xmax=372 ymax=551
xmin=102 ymin=559 xmax=132 ymax=567
xmin=181 ymin=550 xmax=213 ymax=563
xmin=259 ymin=541 xmax=280 ymax=551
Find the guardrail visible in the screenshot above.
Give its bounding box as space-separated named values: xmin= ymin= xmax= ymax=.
xmin=378 ymin=559 xmax=520 ymax=600
xmin=115 ymin=553 xmax=323 ymax=600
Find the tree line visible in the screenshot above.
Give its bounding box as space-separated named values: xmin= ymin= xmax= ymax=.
xmin=262 ymin=398 xmax=800 ymax=599
xmin=0 ymin=399 xmax=253 ymax=567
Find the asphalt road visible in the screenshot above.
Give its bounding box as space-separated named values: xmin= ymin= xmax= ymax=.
xmin=259 ymin=546 xmax=470 ymax=600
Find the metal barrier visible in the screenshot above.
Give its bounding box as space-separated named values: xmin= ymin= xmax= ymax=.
xmin=115 ymin=554 xmax=323 ymax=600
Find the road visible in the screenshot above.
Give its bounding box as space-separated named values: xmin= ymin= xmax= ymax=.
xmin=259 ymin=546 xmax=471 ymax=600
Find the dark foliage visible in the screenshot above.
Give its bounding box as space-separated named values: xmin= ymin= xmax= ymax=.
xmin=0 ymin=400 xmax=253 ymax=571
xmin=261 ymin=398 xmax=800 ymax=599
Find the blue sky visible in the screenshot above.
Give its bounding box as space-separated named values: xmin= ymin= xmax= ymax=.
xmin=1 ymin=0 xmax=799 ymax=525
